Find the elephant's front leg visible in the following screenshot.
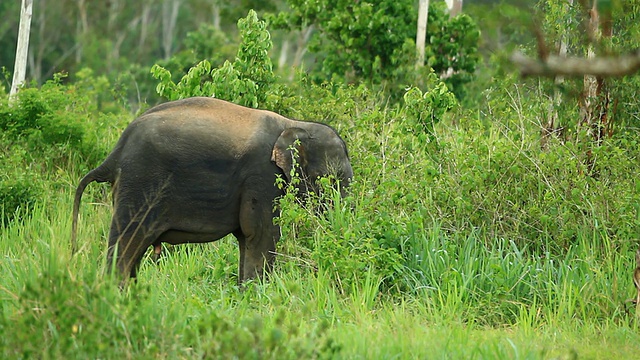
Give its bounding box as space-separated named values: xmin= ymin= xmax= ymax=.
xmin=235 ymin=192 xmax=280 ymax=283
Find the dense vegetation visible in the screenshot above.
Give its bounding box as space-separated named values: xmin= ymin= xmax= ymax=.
xmin=2 ymin=1 xmax=640 ymax=358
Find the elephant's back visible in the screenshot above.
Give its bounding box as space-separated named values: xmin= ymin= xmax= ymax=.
xmin=140 ymin=97 xmax=288 ymax=132
xmin=116 ymin=97 xmax=287 ymax=173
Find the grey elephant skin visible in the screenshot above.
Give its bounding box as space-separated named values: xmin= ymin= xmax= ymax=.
xmin=71 ymin=97 xmax=353 ymax=283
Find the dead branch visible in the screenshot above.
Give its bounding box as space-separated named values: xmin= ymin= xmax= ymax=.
xmin=511 ymin=49 xmax=640 ymax=78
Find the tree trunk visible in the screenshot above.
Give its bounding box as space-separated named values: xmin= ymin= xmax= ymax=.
xmin=138 ymin=1 xmax=153 ymax=58
xmin=416 ymin=0 xmax=429 ymax=67
xmin=212 ymin=3 xmax=221 ymax=30
xmin=108 ymin=0 xmax=142 ymax=72
xmin=542 ymin=0 xmax=572 ymax=148
xmin=76 ymin=0 xmax=89 ymax=64
xmin=292 ymin=26 xmax=313 ymax=67
xmin=580 ymin=0 xmax=613 ymax=146
xmin=289 ymin=25 xmax=314 ymax=80
xmin=10 ymin=0 xmax=33 ymax=102
xmin=278 ymin=39 xmax=289 ymax=70
xmin=162 ymin=0 xmax=181 ymax=60
xmin=445 ymin=0 xmax=463 ymax=17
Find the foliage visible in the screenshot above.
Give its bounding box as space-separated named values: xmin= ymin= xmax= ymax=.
xmin=270 ymin=0 xmax=480 ymax=99
xmin=270 ymin=0 xmax=415 ymax=83
xmin=187 ymin=309 xmax=340 ymax=359
xmin=526 ymin=0 xmax=640 ymax=138
xmin=275 ymin=163 xmax=405 ymax=294
xmin=403 ymin=72 xmax=458 ymax=142
xmin=0 ymin=177 xmax=39 ymax=225
xmin=154 ymin=23 xmax=237 ymax=86
xmin=422 ymin=2 xmax=481 ymax=99
xmin=151 ymin=10 xmax=276 ymax=108
xmin=1 ymin=158 xmax=639 ymax=358
xmin=0 ymin=71 xmax=124 ymax=226
xmin=0 ymin=74 xmax=83 ymax=149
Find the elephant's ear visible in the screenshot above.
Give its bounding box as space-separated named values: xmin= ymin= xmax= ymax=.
xmin=271 ymin=127 xmax=310 ymax=181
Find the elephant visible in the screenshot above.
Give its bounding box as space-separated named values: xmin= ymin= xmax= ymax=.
xmin=71 ymin=97 xmax=353 ymax=283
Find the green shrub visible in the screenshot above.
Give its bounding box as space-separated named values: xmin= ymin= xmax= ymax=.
xmin=0 ymin=70 xmax=124 ymax=226
xmin=403 ymin=73 xmax=458 ymax=142
xmin=152 ymin=10 xmax=276 ymax=108
xmin=0 ymin=76 xmax=85 ymax=150
xmin=422 ymin=82 xmax=640 ymax=252
xmin=0 ymin=71 xmax=115 ymax=167
xmin=275 ymin=171 xmax=405 ymax=294
xmin=0 ymin=178 xmax=39 ymax=225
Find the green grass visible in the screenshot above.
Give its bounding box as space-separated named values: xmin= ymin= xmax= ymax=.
xmin=1 ymin=184 xmax=639 ymax=359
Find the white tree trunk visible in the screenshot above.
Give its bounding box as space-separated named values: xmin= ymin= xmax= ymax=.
xmin=75 ymin=0 xmax=89 ymax=63
xmin=278 ymin=39 xmax=289 ymax=69
xmin=416 ymin=0 xmax=429 ymax=67
xmin=10 ymin=0 xmax=33 ymax=101
xmin=139 ymin=1 xmax=152 ymax=54
xmin=212 ymin=3 xmax=221 ymax=30
xmin=162 ymin=0 xmax=181 ymax=60
xmin=580 ymin=0 xmax=599 ymax=141
xmin=288 ymin=26 xmax=314 ymax=81
xmin=292 ymin=26 xmax=313 ymax=68
xmin=445 ymin=0 xmax=463 ymax=17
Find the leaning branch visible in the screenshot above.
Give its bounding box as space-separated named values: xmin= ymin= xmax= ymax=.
xmin=511 ymin=49 xmax=640 ymax=78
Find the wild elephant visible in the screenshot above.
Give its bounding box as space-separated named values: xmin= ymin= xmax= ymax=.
xmin=71 ymin=97 xmax=353 ymax=283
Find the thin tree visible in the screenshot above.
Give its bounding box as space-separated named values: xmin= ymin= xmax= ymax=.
xmin=579 ymin=0 xmax=613 ymax=145
xmin=10 ymin=0 xmax=33 ymax=102
xmin=542 ymin=0 xmax=572 ymax=148
xmin=162 ymin=0 xmax=181 ymax=60
xmin=445 ymin=0 xmax=463 ymax=17
xmin=416 ymin=0 xmax=429 ymax=67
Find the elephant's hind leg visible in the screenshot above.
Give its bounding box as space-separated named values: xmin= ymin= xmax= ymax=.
xmin=106 ymin=213 xmax=165 ymax=280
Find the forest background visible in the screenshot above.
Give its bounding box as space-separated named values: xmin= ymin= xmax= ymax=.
xmin=1 ymin=0 xmax=640 ymax=358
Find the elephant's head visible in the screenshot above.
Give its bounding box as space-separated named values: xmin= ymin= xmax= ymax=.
xmin=271 ymin=125 xmax=353 ymax=197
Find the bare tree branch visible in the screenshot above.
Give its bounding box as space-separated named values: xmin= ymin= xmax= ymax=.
xmin=511 ymin=49 xmax=640 ymax=78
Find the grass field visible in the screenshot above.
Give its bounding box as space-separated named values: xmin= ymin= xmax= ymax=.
xmin=1 ymin=178 xmax=639 ymax=359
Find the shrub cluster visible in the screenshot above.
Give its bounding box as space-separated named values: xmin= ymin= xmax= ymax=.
xmin=0 ymin=71 xmax=124 ymax=225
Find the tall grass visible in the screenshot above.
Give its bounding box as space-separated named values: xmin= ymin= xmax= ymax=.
xmin=1 ymin=179 xmax=639 ymax=358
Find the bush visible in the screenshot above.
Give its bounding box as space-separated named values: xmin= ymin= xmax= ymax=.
xmin=152 ymin=10 xmax=277 ymax=108
xmin=0 ymin=71 xmax=116 ymax=167
xmin=0 ymin=75 xmax=85 ymax=150
xmin=0 ymin=178 xmax=39 ymax=225
xmin=0 ymin=71 xmax=124 ymax=226
xmin=423 ymin=82 xmax=640 ymax=252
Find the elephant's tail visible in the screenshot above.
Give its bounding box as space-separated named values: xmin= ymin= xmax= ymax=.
xmin=71 ymin=165 xmax=113 ymax=255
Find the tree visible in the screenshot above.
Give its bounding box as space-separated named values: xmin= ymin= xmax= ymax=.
xmin=162 ymin=0 xmax=181 ymax=60
xmin=416 ymin=0 xmax=429 ymax=67
xmin=271 ymin=0 xmax=479 ymax=97
xmin=152 ymin=10 xmax=276 ymax=108
xmin=511 ymin=0 xmax=637 ymax=145
xmin=10 ymin=0 xmax=33 ymax=101
xmin=270 ymin=0 xmax=415 ymax=83
xmin=445 ymin=0 xmax=463 ymax=17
